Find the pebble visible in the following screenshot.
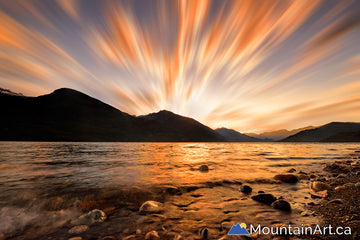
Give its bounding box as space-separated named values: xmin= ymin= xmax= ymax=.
xmin=355 ymin=182 xmax=360 ymax=189
xmin=309 ymin=181 xmax=331 ymax=192
xmin=337 ymin=174 xmax=347 ymax=178
xmin=287 ymin=168 xmax=296 ymax=173
xmin=258 ymin=190 xmax=265 ymax=193
xmin=199 ymin=165 xmax=209 ymax=172
xmin=68 ymin=225 xmax=89 ymax=234
xmin=68 ymin=237 xmax=82 ymax=240
xmin=271 ymin=200 xmax=291 ymax=211
xmin=251 ymin=193 xmax=276 ymax=205
xmin=274 ymin=174 xmax=299 ymax=183
xmin=145 ymin=230 xmax=160 ymax=239
xmin=136 ymin=229 xmax=142 ymax=234
xmin=344 ymin=183 xmax=355 ymax=187
xmin=240 ymin=185 xmax=252 ymax=193
xmin=139 ymin=201 xmax=163 ymax=214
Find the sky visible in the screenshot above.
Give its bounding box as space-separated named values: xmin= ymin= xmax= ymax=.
xmin=0 ymin=0 xmax=359 ymax=133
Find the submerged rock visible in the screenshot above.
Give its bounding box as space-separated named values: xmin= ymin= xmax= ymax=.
xmin=139 ymin=201 xmax=163 ymax=214
xmin=71 ymin=209 xmax=106 ymax=226
xmin=199 ymin=165 xmax=209 ymax=172
xmin=274 ymin=174 xmax=298 ymax=183
xmin=309 ymin=181 xmax=331 ymax=192
xmin=240 ymin=185 xmax=252 ymax=193
xmin=271 ymin=200 xmax=291 ymax=211
xmin=145 ymin=230 xmax=160 ymax=239
xmin=251 ymin=194 xmax=276 ymax=205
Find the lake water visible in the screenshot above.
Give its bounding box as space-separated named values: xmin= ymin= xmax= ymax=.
xmin=0 ymin=142 xmax=359 ymax=239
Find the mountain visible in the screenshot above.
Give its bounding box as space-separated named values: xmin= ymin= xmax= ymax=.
xmin=282 ymin=122 xmax=360 ymax=142
xmin=215 ymin=128 xmax=263 ymax=142
xmin=0 ymin=88 xmax=224 ymax=142
xmin=245 ymin=126 xmax=315 ymax=141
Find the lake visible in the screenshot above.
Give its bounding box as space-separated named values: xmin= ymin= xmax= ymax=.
xmin=0 ymin=142 xmax=359 ymax=239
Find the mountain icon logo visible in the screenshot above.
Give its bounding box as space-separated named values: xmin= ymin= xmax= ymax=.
xmin=227 ymin=223 xmax=250 ymax=235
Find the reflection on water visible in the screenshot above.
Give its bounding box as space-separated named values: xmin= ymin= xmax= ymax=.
xmin=0 ymin=142 xmax=359 ymax=238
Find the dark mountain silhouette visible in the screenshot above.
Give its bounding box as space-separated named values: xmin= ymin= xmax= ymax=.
xmin=282 ymin=122 xmax=360 ymax=142
xmin=0 ymin=88 xmax=224 ymax=142
xmin=245 ymin=126 xmax=315 ymax=141
xmin=215 ymin=128 xmax=263 ymax=142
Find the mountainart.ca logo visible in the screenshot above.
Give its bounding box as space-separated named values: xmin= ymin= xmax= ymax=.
xmin=227 ymin=223 xmax=250 ymax=235
xmin=227 ymin=223 xmax=352 ymax=236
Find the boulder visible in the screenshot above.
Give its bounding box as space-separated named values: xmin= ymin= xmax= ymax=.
xmin=274 ymin=174 xmax=298 ymax=183
xmin=251 ymin=194 xmax=276 ymax=205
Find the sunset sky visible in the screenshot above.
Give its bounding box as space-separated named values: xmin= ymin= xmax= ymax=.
xmin=0 ymin=0 xmax=359 ymax=133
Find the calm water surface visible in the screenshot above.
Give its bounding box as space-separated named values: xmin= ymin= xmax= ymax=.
xmin=0 ymin=142 xmax=359 ymax=238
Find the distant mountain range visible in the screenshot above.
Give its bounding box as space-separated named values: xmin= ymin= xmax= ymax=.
xmin=245 ymin=126 xmax=315 ymax=141
xmin=215 ymin=128 xmax=263 ymax=142
xmin=282 ymin=122 xmax=360 ymax=142
xmin=1 ymin=87 xmax=359 ymax=142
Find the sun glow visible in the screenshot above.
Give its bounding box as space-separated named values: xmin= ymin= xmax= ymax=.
xmin=0 ymin=0 xmax=359 ymax=132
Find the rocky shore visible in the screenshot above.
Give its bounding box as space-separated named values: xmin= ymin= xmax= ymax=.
xmin=3 ymin=149 xmax=360 ymax=240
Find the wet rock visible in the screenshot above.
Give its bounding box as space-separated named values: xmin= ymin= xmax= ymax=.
xmin=297 ymin=173 xmax=309 ymax=180
xmin=251 ymin=193 xmax=276 ymax=205
xmin=337 ymin=174 xmax=347 ymax=178
xmin=287 ymin=168 xmax=296 ymax=173
xmin=323 ymin=163 xmax=350 ymax=173
xmin=199 ymin=165 xmax=209 ymax=172
xmin=101 ymin=237 xmax=116 ymax=240
xmin=328 ymin=199 xmax=345 ymax=204
xmin=274 ymin=174 xmax=298 ymax=183
xmin=145 ymin=230 xmax=160 ymax=239
xmin=136 ymin=229 xmax=142 ymax=234
xmin=139 ymin=201 xmax=163 ymax=214
xmin=164 ymin=186 xmax=182 ymax=195
xmin=335 ymin=186 xmax=346 ymax=191
xmin=301 ymin=211 xmax=310 ymax=216
xmin=68 ymin=237 xmax=82 ymax=240
xmin=199 ymin=228 xmax=209 ymax=239
xmin=122 ymin=235 xmax=137 ymax=240
xmin=310 ymin=190 xmax=328 ymax=198
xmin=68 ymin=225 xmax=89 ymax=234
xmin=219 ymin=221 xmax=232 ymax=231
xmin=240 ymin=185 xmax=252 ymax=193
xmin=258 ymin=190 xmax=265 ymax=193
xmin=310 ymin=174 xmax=317 ymax=178
xmin=71 ymin=209 xmax=106 ymax=226
xmin=355 ymin=182 xmax=360 ymax=189
xmin=309 ymin=181 xmax=331 ymax=192
xmin=271 ymin=200 xmax=291 ymax=211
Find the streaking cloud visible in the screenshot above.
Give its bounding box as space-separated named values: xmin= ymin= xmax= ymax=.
xmin=0 ymin=0 xmax=359 ymax=132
